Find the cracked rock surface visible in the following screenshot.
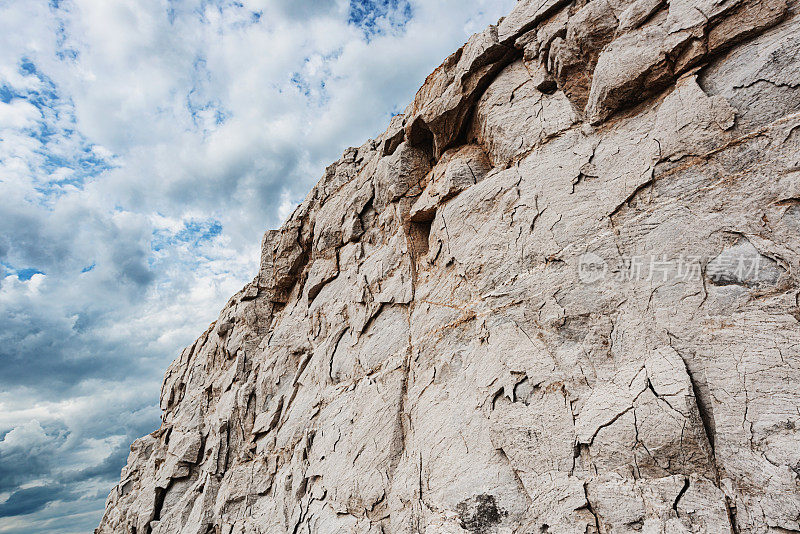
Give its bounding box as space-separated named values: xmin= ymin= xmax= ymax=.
xmin=98 ymin=1 xmax=800 ymax=532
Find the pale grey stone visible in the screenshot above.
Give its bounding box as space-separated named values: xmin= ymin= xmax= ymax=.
xmin=97 ymin=2 xmax=800 ymax=533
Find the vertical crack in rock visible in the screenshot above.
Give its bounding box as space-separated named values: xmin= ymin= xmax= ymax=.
xmin=582 ymin=482 xmax=602 ymax=534
xmin=672 ymin=476 xmax=690 ymax=516
xmin=686 ymin=359 xmax=718 ymax=454
xmin=98 ymin=2 xmax=800 ymax=533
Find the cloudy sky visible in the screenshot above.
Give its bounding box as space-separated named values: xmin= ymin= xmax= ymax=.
xmin=0 ymin=0 xmax=516 ymax=532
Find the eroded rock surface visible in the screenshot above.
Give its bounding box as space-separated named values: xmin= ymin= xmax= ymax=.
xmin=98 ymin=1 xmax=800 ymax=532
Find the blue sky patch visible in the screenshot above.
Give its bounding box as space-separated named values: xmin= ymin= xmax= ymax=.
xmin=151 ymin=219 xmax=223 ymax=252
xmin=16 ymin=268 xmax=45 ymax=281
xmin=0 ymin=85 xmax=13 ymax=104
xmin=3 ymin=60 xmax=116 ymax=197
xmin=187 ymin=56 xmax=230 ymax=131
xmin=348 ymin=0 xmax=413 ymax=38
xmin=2 ymin=264 xmax=46 ymax=281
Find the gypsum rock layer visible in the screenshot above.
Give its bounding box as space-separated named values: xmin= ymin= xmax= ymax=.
xmin=98 ymin=0 xmax=800 ymax=533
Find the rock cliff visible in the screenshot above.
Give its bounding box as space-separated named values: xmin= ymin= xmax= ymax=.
xmin=98 ymin=1 xmax=800 ymax=532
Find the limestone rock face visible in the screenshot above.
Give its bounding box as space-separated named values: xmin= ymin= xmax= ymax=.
xmin=98 ymin=1 xmax=800 ymax=533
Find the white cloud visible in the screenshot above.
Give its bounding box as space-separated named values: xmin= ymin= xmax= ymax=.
xmin=0 ymin=100 xmax=41 ymax=130
xmin=0 ymin=421 xmax=48 ymax=453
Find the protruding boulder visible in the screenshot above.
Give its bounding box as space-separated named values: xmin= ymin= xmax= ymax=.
xmin=374 ymin=141 xmax=431 ymax=209
xmin=410 ymin=144 xmax=491 ymax=222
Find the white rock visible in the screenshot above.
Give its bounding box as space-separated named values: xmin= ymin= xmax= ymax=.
xmin=97 ymin=2 xmax=800 ymax=533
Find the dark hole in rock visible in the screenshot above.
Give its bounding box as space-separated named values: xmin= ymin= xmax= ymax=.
xmin=409 ymin=219 xmax=432 ymax=259
xmin=407 ymin=118 xmax=436 ymax=163
xmin=456 ymin=493 xmax=505 ymax=533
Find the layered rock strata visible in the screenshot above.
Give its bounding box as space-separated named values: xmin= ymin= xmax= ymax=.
xmin=99 ymin=1 xmax=800 ymax=532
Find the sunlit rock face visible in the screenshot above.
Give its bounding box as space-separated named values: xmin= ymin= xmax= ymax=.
xmin=98 ymin=1 xmax=800 ymax=532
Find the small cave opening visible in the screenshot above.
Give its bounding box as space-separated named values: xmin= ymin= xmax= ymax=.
xmin=407 ymin=117 xmax=436 ymax=164
xmin=408 ymin=217 xmax=432 ymax=260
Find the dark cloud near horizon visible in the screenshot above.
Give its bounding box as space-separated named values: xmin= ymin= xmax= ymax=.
xmin=0 ymin=322 xmax=154 ymax=394
xmin=0 ymin=486 xmax=75 ymax=518
xmin=0 ymin=404 xmax=159 ymax=523
xmin=0 ymin=422 xmax=67 ymax=494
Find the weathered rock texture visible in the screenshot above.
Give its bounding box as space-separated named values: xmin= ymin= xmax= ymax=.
xmin=99 ymin=1 xmax=800 ymax=532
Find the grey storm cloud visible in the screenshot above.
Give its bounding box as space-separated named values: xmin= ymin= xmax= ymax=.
xmin=0 ymin=310 xmax=148 ymax=393
xmin=0 ymin=486 xmax=74 ymax=518
xmin=0 ymin=421 xmax=67 ymax=494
